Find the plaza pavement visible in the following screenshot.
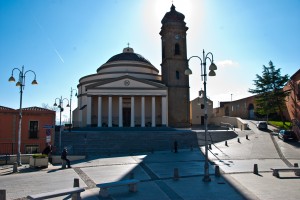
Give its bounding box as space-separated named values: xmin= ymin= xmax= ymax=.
xmin=0 ymin=127 xmax=300 ymax=200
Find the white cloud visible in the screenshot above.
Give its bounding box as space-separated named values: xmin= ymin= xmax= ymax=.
xmin=216 ymin=60 xmax=240 ymax=68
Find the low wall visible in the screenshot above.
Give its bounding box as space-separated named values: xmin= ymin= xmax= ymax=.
xmin=0 ymin=154 xmax=85 ymax=165
xmin=210 ymin=116 xmax=249 ymax=130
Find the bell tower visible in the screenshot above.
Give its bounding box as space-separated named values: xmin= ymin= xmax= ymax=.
xmin=160 ymin=4 xmax=190 ymax=128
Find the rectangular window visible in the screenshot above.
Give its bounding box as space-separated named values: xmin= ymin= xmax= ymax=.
xmin=25 ymin=145 xmax=39 ymax=154
xmin=29 ymin=121 xmax=39 ymax=139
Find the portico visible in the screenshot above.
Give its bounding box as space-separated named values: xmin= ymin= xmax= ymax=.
xmin=84 ymin=94 xmax=167 ymax=128
xmin=73 ymin=47 xmax=168 ymax=128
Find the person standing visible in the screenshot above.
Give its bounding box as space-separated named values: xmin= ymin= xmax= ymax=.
xmin=61 ymin=148 xmax=71 ymax=168
xmin=42 ymin=143 xmax=53 ymax=164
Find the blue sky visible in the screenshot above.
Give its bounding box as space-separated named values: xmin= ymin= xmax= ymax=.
xmin=1 ymin=0 xmax=299 ymax=123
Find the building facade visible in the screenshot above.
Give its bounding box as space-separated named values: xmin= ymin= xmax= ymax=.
xmin=284 ymin=69 xmax=300 ymax=122
xmin=190 ymin=97 xmax=213 ymax=126
xmin=214 ymin=96 xmax=256 ymax=119
xmin=0 ymin=106 xmax=55 ymax=154
xmin=73 ymin=5 xmax=190 ymax=128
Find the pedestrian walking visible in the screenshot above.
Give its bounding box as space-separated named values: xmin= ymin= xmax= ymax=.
xmin=61 ymin=148 xmax=71 ymax=168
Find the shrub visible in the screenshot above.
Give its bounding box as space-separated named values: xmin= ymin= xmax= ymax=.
xmin=32 ymin=154 xmax=48 ymax=158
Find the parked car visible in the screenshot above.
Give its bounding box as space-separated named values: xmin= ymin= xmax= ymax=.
xmin=257 ymin=121 xmax=268 ymax=130
xmin=278 ymin=130 xmax=296 ymax=141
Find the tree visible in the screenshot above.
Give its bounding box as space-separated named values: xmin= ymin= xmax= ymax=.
xmin=41 ymin=103 xmax=57 ymax=111
xmin=248 ymin=61 xmax=290 ymax=123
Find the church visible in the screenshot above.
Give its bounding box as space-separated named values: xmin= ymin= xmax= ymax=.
xmin=73 ymin=5 xmax=190 ymax=128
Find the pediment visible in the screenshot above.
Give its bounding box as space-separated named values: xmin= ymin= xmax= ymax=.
xmin=86 ymin=75 xmax=166 ymax=90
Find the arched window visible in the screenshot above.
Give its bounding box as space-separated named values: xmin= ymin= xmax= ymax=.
xmin=176 ymin=71 xmax=180 ymax=79
xmin=175 ymin=43 xmax=180 ymax=55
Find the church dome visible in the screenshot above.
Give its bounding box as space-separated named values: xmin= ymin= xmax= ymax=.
xmin=96 ymin=47 xmax=159 ymax=75
xmin=161 ymin=4 xmax=185 ymax=24
xmin=105 ymin=47 xmax=152 ymax=65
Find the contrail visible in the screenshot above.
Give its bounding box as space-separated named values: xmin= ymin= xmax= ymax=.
xmin=33 ymin=15 xmax=65 ymax=63
xmin=54 ymin=47 xmax=65 ymax=63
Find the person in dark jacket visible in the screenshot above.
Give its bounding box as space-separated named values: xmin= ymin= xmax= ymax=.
xmin=42 ymin=143 xmax=53 ymax=164
xmin=61 ymin=148 xmax=71 ymax=168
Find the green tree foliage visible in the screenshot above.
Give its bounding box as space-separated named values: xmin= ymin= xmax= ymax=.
xmin=248 ymin=61 xmax=289 ymax=122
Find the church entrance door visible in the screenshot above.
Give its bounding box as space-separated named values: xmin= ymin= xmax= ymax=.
xmin=123 ymin=108 xmax=131 ymax=127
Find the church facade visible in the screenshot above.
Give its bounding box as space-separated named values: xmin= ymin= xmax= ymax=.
xmin=73 ymin=5 xmax=190 ymax=128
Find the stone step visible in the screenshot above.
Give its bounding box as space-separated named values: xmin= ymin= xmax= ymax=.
xmin=55 ymin=129 xmax=199 ymax=156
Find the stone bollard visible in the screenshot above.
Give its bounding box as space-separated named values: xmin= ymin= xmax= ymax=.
xmin=294 ymin=163 xmax=299 ymax=167
xmin=73 ymin=178 xmax=79 ymax=187
xmin=0 ymin=190 xmax=6 ymax=200
xmin=72 ymin=178 xmax=80 ymax=200
xmin=13 ymin=162 xmax=18 ymax=173
xmin=294 ymin=163 xmax=300 ymax=176
xmin=215 ymin=165 xmax=220 ymax=177
xmin=237 ymin=138 xmax=240 ymax=143
xmin=253 ymin=164 xmax=258 ymax=175
xmin=174 ymin=140 xmax=178 ymax=153
xmin=225 ymin=141 xmax=228 ymax=146
xmin=173 ymin=168 xmax=179 ymax=181
xmin=246 ymin=135 xmax=249 ymax=140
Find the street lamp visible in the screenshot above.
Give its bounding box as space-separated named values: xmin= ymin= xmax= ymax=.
xmin=8 ymin=65 xmax=38 ymax=165
xmin=69 ymin=87 xmax=77 ymax=132
xmin=53 ymin=96 xmax=70 ymax=151
xmin=185 ymin=49 xmax=217 ymax=182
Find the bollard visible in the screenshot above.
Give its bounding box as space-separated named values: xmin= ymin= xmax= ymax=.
xmin=294 ymin=163 xmax=299 ymax=167
xmin=13 ymin=162 xmax=18 ymax=173
xmin=174 ymin=140 xmax=178 ymax=153
xmin=225 ymin=141 xmax=228 ymax=146
xmin=0 ymin=190 xmax=6 ymax=200
xmin=246 ymin=135 xmax=249 ymax=140
xmin=209 ymin=144 xmax=212 ymax=150
xmin=253 ymin=164 xmax=258 ymax=174
xmin=72 ymin=178 xmax=80 ymax=200
xmin=215 ymin=165 xmax=220 ymax=177
xmin=73 ymin=178 xmax=79 ymax=187
xmin=294 ymin=163 xmax=300 ymax=176
xmin=173 ymin=168 xmax=179 ymax=181
xmin=62 ymin=160 xmax=67 ymax=169
xmin=129 ymin=172 xmax=135 ymax=179
xmin=237 ymin=138 xmax=240 ymax=143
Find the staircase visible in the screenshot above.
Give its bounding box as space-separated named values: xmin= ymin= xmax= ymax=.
xmin=54 ymin=128 xmax=198 ymax=156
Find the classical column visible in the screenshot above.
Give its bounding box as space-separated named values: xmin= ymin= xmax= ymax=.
xmin=162 ymin=96 xmax=167 ymax=126
xmin=152 ymin=96 xmax=156 ymax=127
xmin=119 ymin=96 xmax=123 ymax=127
xmin=97 ymin=96 xmax=102 ymax=127
xmin=87 ymin=96 xmax=92 ymax=127
xmin=141 ymin=96 xmax=145 ymax=127
xmin=108 ymin=96 xmax=112 ymax=127
xmin=131 ymin=96 xmax=135 ymax=127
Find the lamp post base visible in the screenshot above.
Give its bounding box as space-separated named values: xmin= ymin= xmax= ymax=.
xmin=17 ymin=152 xmax=22 ymax=166
xmin=202 ymin=175 xmax=211 ymax=182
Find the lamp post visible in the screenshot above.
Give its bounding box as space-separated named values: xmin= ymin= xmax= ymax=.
xmin=8 ymin=65 xmax=38 ymax=166
xmin=53 ymin=96 xmax=70 ymax=151
xmin=69 ymin=87 xmax=77 ymax=132
xmin=185 ymin=50 xmax=217 ymax=182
